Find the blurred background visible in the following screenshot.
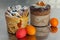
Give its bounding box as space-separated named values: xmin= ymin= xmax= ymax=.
xmin=0 ymin=0 xmax=60 ymax=40
xmin=0 ymin=0 xmax=60 ymax=8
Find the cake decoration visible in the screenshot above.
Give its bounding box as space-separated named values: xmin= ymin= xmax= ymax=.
xmin=36 ymin=1 xmax=45 ymax=6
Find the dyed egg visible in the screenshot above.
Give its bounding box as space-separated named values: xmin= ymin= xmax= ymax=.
xmin=16 ymin=28 xmax=27 ymax=38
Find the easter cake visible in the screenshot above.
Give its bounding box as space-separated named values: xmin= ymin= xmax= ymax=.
xmin=30 ymin=1 xmax=51 ymax=27
xmin=5 ymin=5 xmax=29 ymax=34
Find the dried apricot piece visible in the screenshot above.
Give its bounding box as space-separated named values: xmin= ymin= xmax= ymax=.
xmin=36 ymin=1 xmax=45 ymax=6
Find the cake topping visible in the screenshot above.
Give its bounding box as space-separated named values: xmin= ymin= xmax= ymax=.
xmin=15 ymin=5 xmax=22 ymax=11
xmin=31 ymin=1 xmax=47 ymax=8
xmin=36 ymin=1 xmax=45 ymax=6
xmin=30 ymin=1 xmax=50 ymax=12
xmin=6 ymin=5 xmax=28 ymax=17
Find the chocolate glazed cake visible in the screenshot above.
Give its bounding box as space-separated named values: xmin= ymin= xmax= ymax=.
xmin=30 ymin=1 xmax=51 ymax=27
